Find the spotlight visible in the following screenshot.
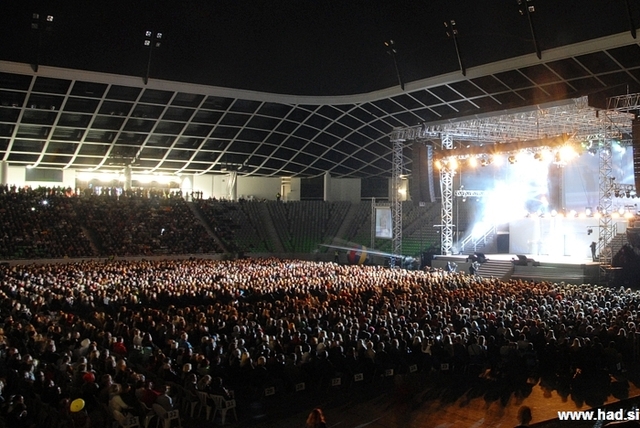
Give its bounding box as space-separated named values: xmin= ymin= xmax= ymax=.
xmin=585 ymin=207 xmax=593 ymax=217
xmin=508 ymin=155 xmax=517 ymax=164
xmin=587 ymin=228 xmax=592 ymax=235
xmin=534 ymin=152 xmax=543 ymax=161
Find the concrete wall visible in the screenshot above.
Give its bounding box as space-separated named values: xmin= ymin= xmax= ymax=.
xmin=189 ymin=175 xmax=364 ymax=201
xmin=328 ymin=177 xmax=361 ymax=202
xmin=192 ymin=174 xmax=215 ymax=199
xmin=238 ymin=176 xmax=281 ymax=200
xmin=281 ymin=178 xmax=300 ymax=201
xmin=3 ymin=167 xmax=364 ymax=203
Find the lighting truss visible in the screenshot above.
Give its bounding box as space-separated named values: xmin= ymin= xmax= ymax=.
xmin=391 ymin=96 xmax=633 ymax=145
xmin=454 ymin=189 xmax=487 ymax=198
xmin=433 ymin=134 xmax=570 ymax=162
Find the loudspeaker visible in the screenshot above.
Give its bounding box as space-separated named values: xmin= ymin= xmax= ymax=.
xmin=633 ymin=118 xmax=640 ymax=191
xmin=497 ymin=234 xmax=509 ymax=254
xmin=410 ymin=142 xmax=435 ymax=203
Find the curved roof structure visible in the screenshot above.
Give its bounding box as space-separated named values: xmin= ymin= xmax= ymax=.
xmin=1 ymin=2 xmax=640 ymax=178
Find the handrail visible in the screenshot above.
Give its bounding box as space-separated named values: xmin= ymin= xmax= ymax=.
xmin=460 ymin=225 xmax=496 ymax=253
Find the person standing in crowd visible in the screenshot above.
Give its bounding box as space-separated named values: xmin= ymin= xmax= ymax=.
xmin=306 ymin=407 xmax=327 ymax=428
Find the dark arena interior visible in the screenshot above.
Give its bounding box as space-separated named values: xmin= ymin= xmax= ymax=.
xmin=5 ymin=2 xmax=640 ymax=427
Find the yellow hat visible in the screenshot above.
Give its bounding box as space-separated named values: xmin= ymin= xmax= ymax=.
xmin=70 ymin=398 xmax=85 ymax=413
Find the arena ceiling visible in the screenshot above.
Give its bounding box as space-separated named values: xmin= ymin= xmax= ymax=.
xmin=1 ymin=1 xmax=640 ymax=178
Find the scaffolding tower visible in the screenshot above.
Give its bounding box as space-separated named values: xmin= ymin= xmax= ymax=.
xmin=440 ymin=134 xmax=454 ymax=255
xmin=391 ymin=138 xmax=403 ymax=265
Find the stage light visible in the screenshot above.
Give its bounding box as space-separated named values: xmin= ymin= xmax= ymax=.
xmin=435 ymin=159 xmax=443 ymax=169
xmin=508 ymin=155 xmax=517 ymax=164
xmin=585 ymin=207 xmax=593 ymax=217
xmin=569 ymin=210 xmax=577 ymax=217
xmin=559 ymin=145 xmax=578 ymax=162
xmin=533 ymin=152 xmax=543 ymax=161
xmin=587 ymin=228 xmax=593 ymax=235
xmin=550 ymin=209 xmax=557 ymax=217
xmin=449 ymin=158 xmax=458 ymax=170
xmin=468 ymin=157 xmax=478 ymax=168
xmin=612 ymin=141 xmax=626 ymax=154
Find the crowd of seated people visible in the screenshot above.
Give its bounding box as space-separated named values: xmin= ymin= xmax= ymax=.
xmin=0 ymin=186 xmax=222 ymax=260
xmin=0 ymin=186 xmax=94 ymax=260
xmin=0 ymin=257 xmax=637 ymax=426
xmin=75 ymin=196 xmax=220 ymax=256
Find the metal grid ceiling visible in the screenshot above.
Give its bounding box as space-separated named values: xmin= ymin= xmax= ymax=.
xmin=2 ymin=33 xmax=640 ymax=178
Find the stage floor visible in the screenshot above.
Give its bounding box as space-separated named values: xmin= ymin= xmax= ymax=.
xmin=434 ymin=252 xmax=598 ymax=265
xmin=431 ymin=252 xmax=604 ymax=285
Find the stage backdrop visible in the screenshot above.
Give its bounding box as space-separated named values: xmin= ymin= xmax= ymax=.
xmin=509 ymin=217 xmax=628 ymax=260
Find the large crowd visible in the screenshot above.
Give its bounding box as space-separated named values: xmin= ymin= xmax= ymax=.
xmin=0 ymin=257 xmax=637 ymax=427
xmin=0 ymin=186 xmax=222 ymax=260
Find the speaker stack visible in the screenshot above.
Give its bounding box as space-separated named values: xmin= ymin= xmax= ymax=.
xmin=410 ymin=142 xmax=435 ymax=203
xmin=633 ymin=117 xmax=640 ymax=191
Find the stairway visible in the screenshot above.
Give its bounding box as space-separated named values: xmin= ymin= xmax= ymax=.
xmin=257 ymin=203 xmax=286 ymax=253
xmin=475 ymin=258 xmax=514 ymax=280
xmin=186 ymin=202 xmax=228 ymax=253
xmin=80 ymin=226 xmax=102 ymax=256
xmin=600 ymin=232 xmax=628 ymax=261
xmin=331 ymin=203 xmax=359 ymax=245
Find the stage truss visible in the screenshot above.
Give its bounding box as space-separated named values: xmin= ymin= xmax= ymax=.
xmin=390 ymin=95 xmax=637 ymax=269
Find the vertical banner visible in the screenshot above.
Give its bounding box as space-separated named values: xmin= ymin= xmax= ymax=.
xmin=375 ymin=207 xmax=392 ymax=239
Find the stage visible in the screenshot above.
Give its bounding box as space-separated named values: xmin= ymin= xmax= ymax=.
xmin=431 ymin=253 xmax=604 ymax=285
